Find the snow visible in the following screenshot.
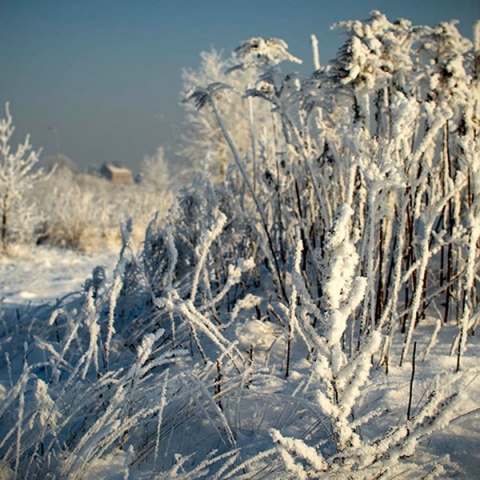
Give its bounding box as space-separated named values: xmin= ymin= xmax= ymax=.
xmin=0 ymin=245 xmax=118 ymax=309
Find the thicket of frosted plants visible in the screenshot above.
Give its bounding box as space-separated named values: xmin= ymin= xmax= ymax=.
xmin=1 ymin=11 xmax=479 ymax=479
xmin=32 ymin=151 xmax=174 ymax=253
xmin=0 ymin=113 xmax=174 ymax=254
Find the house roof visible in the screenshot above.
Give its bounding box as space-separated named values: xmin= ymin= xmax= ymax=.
xmin=103 ymin=163 xmax=132 ymax=175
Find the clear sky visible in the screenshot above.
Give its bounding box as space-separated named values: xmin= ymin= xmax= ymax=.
xmin=1 ymin=0 xmax=479 ymax=172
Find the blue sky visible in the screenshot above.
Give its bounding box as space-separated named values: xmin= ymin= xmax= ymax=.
xmin=1 ymin=0 xmax=479 ymax=171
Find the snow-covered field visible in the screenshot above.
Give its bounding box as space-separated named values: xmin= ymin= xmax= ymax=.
xmin=0 ymin=246 xmax=119 ymax=308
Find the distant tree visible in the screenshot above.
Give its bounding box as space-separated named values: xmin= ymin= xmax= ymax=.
xmin=180 ymin=48 xmax=270 ymax=181
xmin=138 ymin=146 xmax=171 ymax=190
xmin=42 ymin=153 xmax=77 ymax=173
xmin=0 ymin=103 xmax=47 ymax=252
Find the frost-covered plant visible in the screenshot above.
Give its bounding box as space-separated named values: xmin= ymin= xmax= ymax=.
xmin=452 ymin=134 xmax=480 ymax=371
xmin=0 ymin=103 xmax=48 ymax=253
xmin=287 ymin=205 xmax=373 ymax=453
xmin=256 ymin=205 xmax=473 ymax=479
xmin=268 ymin=374 xmax=471 ymax=479
xmin=181 ymin=49 xmax=265 ymax=180
xmin=0 ymin=256 xmax=232 ymax=479
xmin=138 ymin=146 xmax=173 ymax=194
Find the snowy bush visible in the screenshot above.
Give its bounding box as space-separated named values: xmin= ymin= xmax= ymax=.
xmin=0 ymin=103 xmax=49 ymax=253
xmin=138 ymin=146 xmax=173 ymax=193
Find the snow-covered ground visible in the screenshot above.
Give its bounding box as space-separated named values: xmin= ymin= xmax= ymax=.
xmin=0 ymin=245 xmax=119 ymax=308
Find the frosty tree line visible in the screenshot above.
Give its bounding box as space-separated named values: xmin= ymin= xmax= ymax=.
xmin=0 ymin=11 xmax=479 ymax=479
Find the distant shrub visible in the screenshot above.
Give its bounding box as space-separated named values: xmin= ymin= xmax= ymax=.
xmin=34 ymin=166 xmax=173 ymax=252
xmin=0 ymin=103 xmax=49 ymax=253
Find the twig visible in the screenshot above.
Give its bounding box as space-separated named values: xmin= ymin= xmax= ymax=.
xmin=407 ymin=341 xmax=417 ymax=421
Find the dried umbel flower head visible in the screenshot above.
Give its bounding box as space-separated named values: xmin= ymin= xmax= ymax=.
xmin=233 ymin=37 xmax=302 ymax=68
